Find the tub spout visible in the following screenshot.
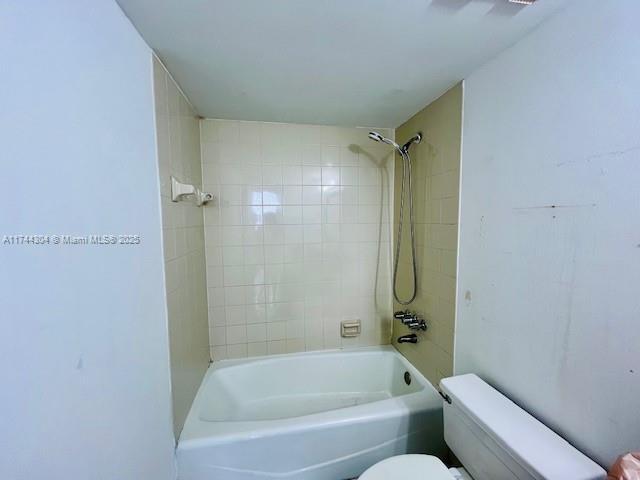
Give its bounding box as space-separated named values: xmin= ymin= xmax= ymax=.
xmin=397 ymin=334 xmax=418 ymax=344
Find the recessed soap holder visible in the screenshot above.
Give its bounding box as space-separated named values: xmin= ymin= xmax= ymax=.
xmin=171 ymin=176 xmax=214 ymax=207
xmin=341 ymin=319 xmax=361 ymax=338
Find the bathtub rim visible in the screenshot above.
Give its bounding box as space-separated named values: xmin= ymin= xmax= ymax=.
xmin=178 ymin=345 xmax=442 ymax=450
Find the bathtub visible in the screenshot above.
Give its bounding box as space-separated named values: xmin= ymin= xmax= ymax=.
xmin=177 ymin=346 xmax=446 ymax=480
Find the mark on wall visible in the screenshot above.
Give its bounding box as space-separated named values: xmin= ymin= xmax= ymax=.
xmin=556 ymin=144 xmax=640 ymax=167
xmin=513 ymin=203 xmax=597 ymax=211
xmin=429 ymin=0 xmax=526 ymax=17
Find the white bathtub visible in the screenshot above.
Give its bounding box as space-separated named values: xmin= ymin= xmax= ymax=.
xmin=177 ymin=346 xmax=446 ymax=480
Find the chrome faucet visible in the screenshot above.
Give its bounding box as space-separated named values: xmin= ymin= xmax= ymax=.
xmin=397 ymin=334 xmax=418 ymax=344
xmin=393 ymin=310 xmax=427 ymax=331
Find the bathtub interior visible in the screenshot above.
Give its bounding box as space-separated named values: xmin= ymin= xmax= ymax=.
xmin=177 ymin=348 xmax=447 ymax=480
xmin=198 ymin=350 xmax=424 ymax=422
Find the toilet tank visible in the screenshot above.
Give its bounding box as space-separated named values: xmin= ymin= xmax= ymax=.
xmin=440 ymin=374 xmax=606 ymax=480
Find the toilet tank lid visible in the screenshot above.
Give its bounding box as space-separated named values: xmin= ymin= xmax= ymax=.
xmin=440 ymin=374 xmax=606 ymax=480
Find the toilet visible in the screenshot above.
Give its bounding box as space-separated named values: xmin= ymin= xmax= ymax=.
xmin=360 ymin=374 xmax=606 ymax=480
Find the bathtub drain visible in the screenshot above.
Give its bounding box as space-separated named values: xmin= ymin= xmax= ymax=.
xmin=404 ymin=371 xmax=411 ymax=385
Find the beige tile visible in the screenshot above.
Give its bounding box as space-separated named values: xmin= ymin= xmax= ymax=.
xmin=440 ymin=249 xmax=458 ymax=277
xmin=227 ymin=343 xmax=248 ymax=359
xmin=391 ymin=83 xmax=462 ymax=383
xmin=201 ymin=120 xmax=396 ymax=363
xmin=154 ymin=57 xmax=209 ymax=439
xmin=430 ymin=171 xmax=459 ymax=199
xmin=431 ymin=224 xmax=458 ymax=250
xmin=440 ymin=196 xmax=459 ymax=225
xmin=247 ymin=342 xmax=267 ymax=357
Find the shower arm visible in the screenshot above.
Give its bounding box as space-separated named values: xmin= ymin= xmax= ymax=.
xmin=400 ymin=133 xmax=422 ymax=154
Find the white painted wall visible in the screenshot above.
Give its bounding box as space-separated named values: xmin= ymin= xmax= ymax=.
xmin=457 ymin=0 xmax=640 ymax=468
xmin=0 ymin=2 xmax=176 ymax=479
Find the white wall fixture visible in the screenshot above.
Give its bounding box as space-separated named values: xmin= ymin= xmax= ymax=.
xmin=171 ymin=176 xmax=214 ymax=206
xmin=457 ymin=0 xmax=640 ymax=468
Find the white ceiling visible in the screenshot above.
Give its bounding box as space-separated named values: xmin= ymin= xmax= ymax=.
xmin=117 ymin=0 xmax=570 ymax=128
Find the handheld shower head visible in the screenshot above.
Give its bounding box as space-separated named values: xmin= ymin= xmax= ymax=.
xmin=368 ymin=131 xmax=384 ymax=142
xmin=368 ymin=131 xmax=402 ymax=152
xmin=368 ymin=131 xmax=422 ymax=155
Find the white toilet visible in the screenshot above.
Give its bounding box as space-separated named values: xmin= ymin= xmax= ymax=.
xmin=360 ymin=374 xmax=606 ymax=480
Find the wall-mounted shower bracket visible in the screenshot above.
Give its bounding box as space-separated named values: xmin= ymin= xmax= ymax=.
xmin=171 ymin=176 xmax=214 ymax=207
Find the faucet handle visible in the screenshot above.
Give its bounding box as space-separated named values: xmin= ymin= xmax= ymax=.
xmin=401 ymin=316 xmax=417 ymax=325
xmin=407 ymin=320 xmax=427 ymax=331
xmin=394 ymin=310 xmax=427 ymax=330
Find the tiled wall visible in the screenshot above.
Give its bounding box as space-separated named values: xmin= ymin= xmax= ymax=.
xmin=201 ymin=120 xmax=395 ymax=360
xmin=392 ymin=84 xmax=462 ymax=386
xmin=153 ymin=57 xmax=209 ymax=437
